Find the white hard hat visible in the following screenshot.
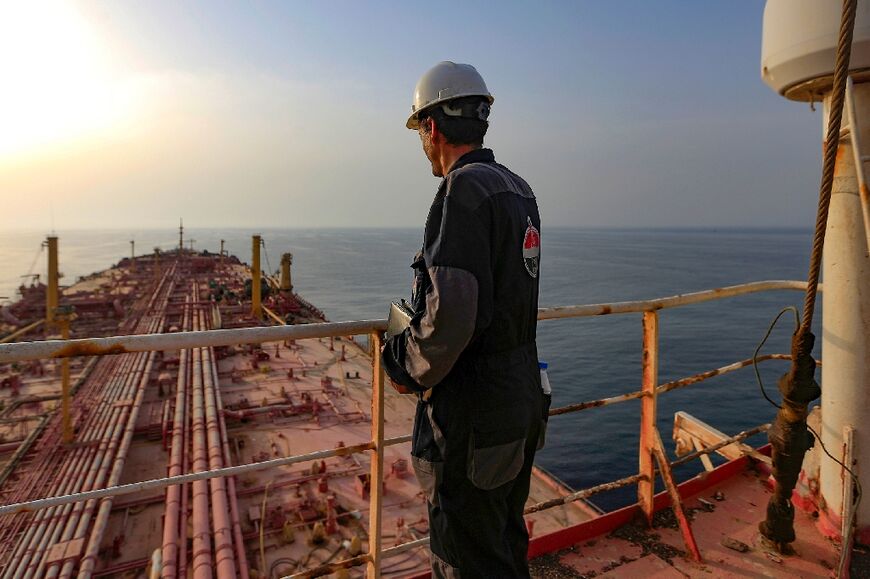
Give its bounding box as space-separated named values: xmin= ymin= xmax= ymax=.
xmin=406 ymin=61 xmax=494 ymax=129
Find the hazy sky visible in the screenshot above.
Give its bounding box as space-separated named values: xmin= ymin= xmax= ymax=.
xmin=0 ymin=1 xmax=825 ymax=231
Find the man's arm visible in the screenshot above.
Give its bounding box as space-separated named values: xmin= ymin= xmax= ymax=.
xmin=383 ymin=267 xmax=478 ymax=391
xmin=382 ymin=180 xmax=491 ymax=392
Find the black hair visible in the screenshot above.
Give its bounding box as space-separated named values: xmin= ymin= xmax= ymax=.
xmin=419 ymin=96 xmax=489 ymax=147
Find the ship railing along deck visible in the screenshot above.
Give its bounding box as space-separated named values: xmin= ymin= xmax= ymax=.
xmin=0 ymin=279 xmax=811 ymax=578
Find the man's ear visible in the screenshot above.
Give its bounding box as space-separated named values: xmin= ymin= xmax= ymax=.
xmin=427 ymin=118 xmax=441 ymax=143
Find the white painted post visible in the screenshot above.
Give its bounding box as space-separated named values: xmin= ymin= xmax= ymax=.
xmin=819 ymin=84 xmax=870 ymax=541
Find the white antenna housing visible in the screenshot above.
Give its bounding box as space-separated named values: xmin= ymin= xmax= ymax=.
xmin=761 ymin=0 xmax=870 ymax=101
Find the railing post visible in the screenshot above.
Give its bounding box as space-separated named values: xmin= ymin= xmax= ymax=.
xmin=638 ymin=310 xmax=659 ymax=524
xmin=367 ymin=332 xmax=385 ymax=578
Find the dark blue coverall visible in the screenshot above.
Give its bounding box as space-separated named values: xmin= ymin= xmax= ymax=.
xmin=382 ymin=148 xmax=546 ymax=578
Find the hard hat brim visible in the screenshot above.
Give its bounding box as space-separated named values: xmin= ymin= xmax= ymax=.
xmin=406 ymin=94 xmax=495 ymax=130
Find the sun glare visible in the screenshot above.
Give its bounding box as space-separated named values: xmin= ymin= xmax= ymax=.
xmin=0 ymin=2 xmax=137 ymax=160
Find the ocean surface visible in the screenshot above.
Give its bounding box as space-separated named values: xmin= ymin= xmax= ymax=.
xmin=0 ymin=227 xmax=816 ymax=510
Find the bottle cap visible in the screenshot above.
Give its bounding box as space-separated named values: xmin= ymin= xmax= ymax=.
xmin=538 ymin=362 xmax=548 ymax=370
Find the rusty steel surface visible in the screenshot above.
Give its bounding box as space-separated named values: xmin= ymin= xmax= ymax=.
xmin=638 ymin=311 xmax=658 ymax=525
xmin=524 ymin=474 xmax=646 ymax=515
xmin=548 ymin=354 xmax=797 ymax=417
xmin=367 ymin=331 xmax=386 ymax=579
xmin=846 ymin=77 xmax=870 ymax=253
xmin=537 ymin=280 xmax=809 ymax=320
xmin=652 ymin=429 xmax=702 ymax=562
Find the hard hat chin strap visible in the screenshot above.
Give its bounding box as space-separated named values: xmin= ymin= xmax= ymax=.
xmin=440 ymin=100 xmax=490 ymax=122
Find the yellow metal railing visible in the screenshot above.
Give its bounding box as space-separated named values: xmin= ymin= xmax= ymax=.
xmin=0 ymin=280 xmax=811 ymax=577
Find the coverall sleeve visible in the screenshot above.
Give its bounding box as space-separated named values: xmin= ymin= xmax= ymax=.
xmin=383 ymin=178 xmax=492 ymax=391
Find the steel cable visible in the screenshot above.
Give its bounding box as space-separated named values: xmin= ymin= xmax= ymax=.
xmin=801 ymin=0 xmax=858 ymax=333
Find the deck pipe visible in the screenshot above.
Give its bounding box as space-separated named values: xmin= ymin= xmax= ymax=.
xmin=211 ymin=345 xmax=250 ymax=578
xmin=199 ymin=311 xmax=237 ymax=577
xmin=73 ymin=337 xmax=164 ymax=577
xmin=50 ymin=272 xmax=171 ymax=577
xmin=160 ymin=301 xmax=190 ymax=578
xmin=178 ymin=351 xmax=190 ymax=579
xmin=72 ymin=350 xmax=158 ymax=578
xmin=189 ymin=305 xmax=214 ymax=578
xmin=46 ymin=351 xmax=153 ymax=578
xmin=10 ymin=372 xmax=127 ymax=576
xmin=0 ymin=359 xmax=107 ymax=506
xmin=0 ymin=360 xmax=112 ymax=556
xmin=25 ymin=292 xmax=166 ymax=577
xmin=0 ymin=264 xmax=170 ymax=570
xmin=7 ymin=351 xmax=140 ymax=577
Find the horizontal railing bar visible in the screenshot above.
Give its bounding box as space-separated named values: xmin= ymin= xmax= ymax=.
xmin=549 ymin=354 xmax=793 ymax=416
xmin=524 ymin=474 xmax=645 ymax=514
xmin=0 ymin=280 xmax=810 ymax=364
xmin=537 ymin=280 xmax=809 ymax=320
xmin=384 ymin=434 xmax=412 ymax=446
xmin=0 ymin=440 xmax=361 ymax=513
xmin=381 ymin=537 xmax=430 ymax=557
xmin=0 ymin=319 xmax=388 ymax=363
xmin=0 ymin=434 xmax=404 ymax=516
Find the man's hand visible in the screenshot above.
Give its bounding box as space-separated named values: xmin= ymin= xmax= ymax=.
xmin=380 ymin=339 xmax=413 ymax=394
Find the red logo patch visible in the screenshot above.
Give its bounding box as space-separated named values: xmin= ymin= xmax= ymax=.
xmin=522 ymin=217 xmax=540 ymax=278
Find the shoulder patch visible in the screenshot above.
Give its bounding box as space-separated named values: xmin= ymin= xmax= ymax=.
xmin=523 ymin=217 xmax=540 ymax=278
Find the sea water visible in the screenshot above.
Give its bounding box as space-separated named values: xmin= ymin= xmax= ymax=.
xmin=0 ymin=227 xmax=815 ymax=509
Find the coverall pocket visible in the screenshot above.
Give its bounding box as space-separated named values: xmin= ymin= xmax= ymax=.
xmin=467 ymin=433 xmax=526 ymax=491
xmin=412 ymin=456 xmax=443 ymax=505
xmin=537 ymin=393 xmax=552 ymax=450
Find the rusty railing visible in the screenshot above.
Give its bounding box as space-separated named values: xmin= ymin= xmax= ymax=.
xmin=0 ymin=279 xmax=810 ymax=577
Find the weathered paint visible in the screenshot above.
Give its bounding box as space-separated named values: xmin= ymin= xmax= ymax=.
xmin=536 ymin=280 xmax=808 ymax=321
xmin=821 ymin=84 xmax=870 ymax=540
xmin=549 ymin=354 xmax=800 ymax=418
xmin=652 ymin=429 xmax=702 ymax=562
xmin=524 ymin=474 xmax=644 ymax=515
xmin=53 ymin=342 xmax=129 ymax=359
xmin=367 ymin=332 xmax=386 ymax=579
xmin=638 ymin=311 xmax=658 ymax=525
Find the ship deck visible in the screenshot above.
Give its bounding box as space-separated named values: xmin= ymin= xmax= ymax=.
xmin=524 ymin=453 xmax=844 ymax=578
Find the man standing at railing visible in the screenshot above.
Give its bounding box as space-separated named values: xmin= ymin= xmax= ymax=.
xmin=382 ymin=61 xmax=546 ymax=579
